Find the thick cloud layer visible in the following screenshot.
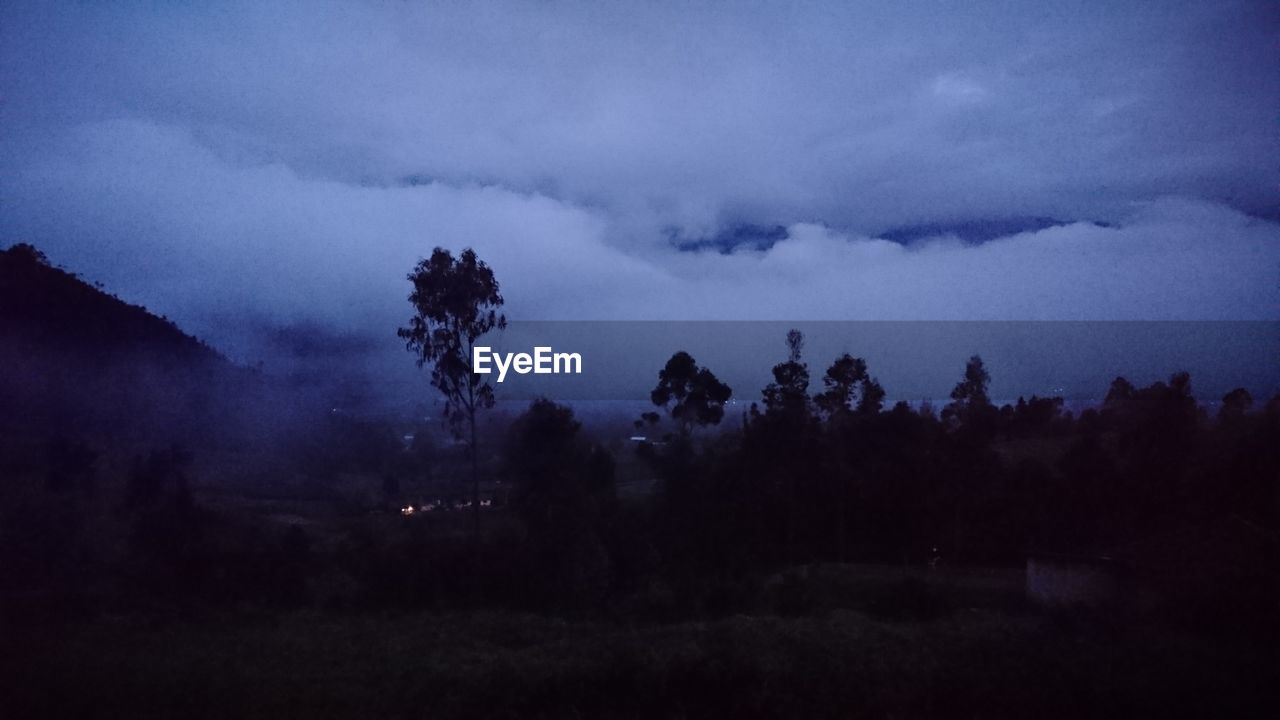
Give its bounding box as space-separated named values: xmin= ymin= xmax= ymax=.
xmin=2 ymin=1 xmax=1278 ymax=358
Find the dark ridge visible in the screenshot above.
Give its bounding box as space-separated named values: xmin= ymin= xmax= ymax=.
xmin=669 ymin=218 xmax=1104 ymax=255
xmin=878 ymin=216 xmax=1071 ymax=245
xmin=669 ymin=223 xmax=790 ymax=254
xmin=0 ymin=242 xmax=262 ymax=443
xmin=0 ymin=243 xmax=225 ymax=365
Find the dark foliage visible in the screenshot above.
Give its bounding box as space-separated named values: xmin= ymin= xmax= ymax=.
xmin=4 ymin=243 xmax=1279 ymax=718
xmin=649 ymin=351 xmax=733 ymax=436
xmin=0 ymin=243 xmax=316 ymax=447
xmin=398 ymin=247 xmax=506 ymax=537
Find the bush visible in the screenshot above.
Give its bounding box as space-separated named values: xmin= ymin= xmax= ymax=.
xmin=867 ymin=577 xmax=950 ymax=621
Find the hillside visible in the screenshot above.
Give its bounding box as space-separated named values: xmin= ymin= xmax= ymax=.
xmin=0 ymin=244 xmax=223 ymax=362
xmin=0 ymin=243 xmax=250 ymax=442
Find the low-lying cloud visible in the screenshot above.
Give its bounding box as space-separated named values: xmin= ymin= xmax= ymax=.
xmin=1 ymin=118 xmax=1276 ymax=362
xmin=1 ymin=2 xmax=1277 ymax=362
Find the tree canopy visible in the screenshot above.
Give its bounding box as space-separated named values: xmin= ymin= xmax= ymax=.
xmin=398 ymin=247 xmax=506 ymax=536
xmin=397 ymin=247 xmax=507 ymax=439
xmin=649 ymin=351 xmax=732 ymax=435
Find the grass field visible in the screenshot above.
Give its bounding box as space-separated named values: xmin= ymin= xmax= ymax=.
xmin=7 ymin=566 xmax=1277 ymax=719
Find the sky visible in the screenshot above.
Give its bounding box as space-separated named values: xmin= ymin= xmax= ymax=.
xmin=2 ymin=1 xmax=1278 ymax=366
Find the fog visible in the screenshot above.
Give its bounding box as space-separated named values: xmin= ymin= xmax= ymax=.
xmin=1 ymin=1 xmax=1277 ymax=371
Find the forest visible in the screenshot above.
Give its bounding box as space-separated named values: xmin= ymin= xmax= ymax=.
xmin=2 ymin=242 xmax=1278 ymax=718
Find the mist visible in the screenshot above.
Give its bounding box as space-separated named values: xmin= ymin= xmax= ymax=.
xmin=2 ymin=1 xmax=1277 ymax=368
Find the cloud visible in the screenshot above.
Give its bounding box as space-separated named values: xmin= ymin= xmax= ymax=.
xmin=0 ymin=1 xmax=1277 ymax=361
xmin=3 ymin=1 xmax=1278 ymax=235
xmin=1 ymin=119 xmax=1275 ymax=356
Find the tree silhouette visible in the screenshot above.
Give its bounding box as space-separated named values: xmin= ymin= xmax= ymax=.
xmin=398 ymin=247 xmax=506 ymax=538
xmin=506 ymin=399 xmax=616 ymax=536
xmin=745 ymin=331 xmax=824 ymax=561
xmin=760 ymin=329 xmax=812 ymax=422
xmin=6 ymin=242 xmax=50 ymax=266
xmin=949 ymin=354 xmax=991 ymax=408
xmin=815 ymin=353 xmax=867 ymax=419
xmin=504 ymin=399 xmax=616 ymax=608
xmin=943 ymin=354 xmax=995 ymax=433
xmin=1103 ymin=376 xmax=1136 ymax=414
xmin=649 ymin=351 xmax=732 ymax=436
xmin=1219 ymin=387 xmax=1253 ymax=424
xmin=857 ymin=378 xmax=886 ymax=415
xmin=124 ymin=445 xmax=203 ymax=597
xmin=815 ymin=352 xmax=885 ymax=419
xmin=812 ymin=352 xmax=886 ymax=560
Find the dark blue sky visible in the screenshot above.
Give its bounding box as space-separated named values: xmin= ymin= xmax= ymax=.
xmin=1 ymin=1 xmax=1277 ymax=359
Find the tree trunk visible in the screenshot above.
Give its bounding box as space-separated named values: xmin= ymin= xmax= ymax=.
xmin=470 ymin=409 xmax=480 ymax=541
xmin=837 ymin=486 xmax=847 ymax=563
xmin=836 ymin=451 xmax=848 ymax=564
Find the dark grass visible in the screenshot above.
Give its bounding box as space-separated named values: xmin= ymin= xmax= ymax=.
xmin=6 ymin=572 xmax=1278 ymax=720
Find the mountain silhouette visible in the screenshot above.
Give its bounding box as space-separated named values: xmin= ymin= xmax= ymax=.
xmin=0 ymin=243 xmax=255 ymax=443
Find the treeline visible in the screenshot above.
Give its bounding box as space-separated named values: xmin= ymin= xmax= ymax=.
xmin=3 ymin=330 xmax=1277 ymax=620
xmin=3 ymin=236 xmax=1276 ymax=620
xmin=636 ymin=332 xmax=1278 ymax=571
xmin=379 ymin=248 xmax=1278 ymax=614
xmin=479 ymin=330 xmax=1279 ymax=612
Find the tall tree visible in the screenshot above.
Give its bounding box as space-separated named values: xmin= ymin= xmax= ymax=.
xmin=856 ymin=378 xmax=886 ymax=415
xmin=813 ymin=352 xmax=883 ymax=561
xmin=760 ymin=329 xmax=812 ymax=422
xmin=815 ymin=353 xmax=868 ymax=419
xmin=504 ymin=398 xmax=617 ymax=608
xmin=944 ymin=354 xmax=995 ymax=432
xmin=398 ymin=247 xmax=506 ymax=537
xmin=750 ymin=330 xmax=821 ymax=560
